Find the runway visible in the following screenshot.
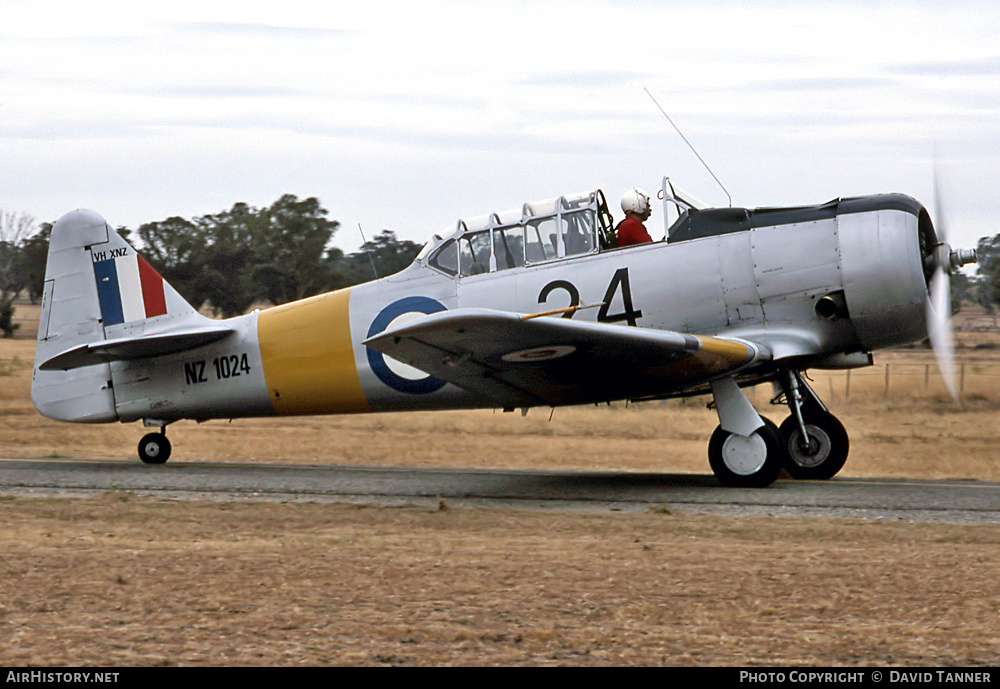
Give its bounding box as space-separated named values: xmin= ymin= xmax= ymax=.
xmin=3 ymin=457 xmax=999 ymax=523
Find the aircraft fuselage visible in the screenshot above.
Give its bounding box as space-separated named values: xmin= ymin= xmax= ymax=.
xmin=91 ymin=194 xmax=929 ymax=424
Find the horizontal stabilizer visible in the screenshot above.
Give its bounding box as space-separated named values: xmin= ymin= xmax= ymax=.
xmin=39 ymin=324 xmax=235 ymax=371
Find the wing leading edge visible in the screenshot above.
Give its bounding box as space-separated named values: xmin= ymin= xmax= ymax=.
xmin=363 ymin=308 xmax=769 ymax=408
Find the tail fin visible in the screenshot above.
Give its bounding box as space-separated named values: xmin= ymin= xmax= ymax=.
xmin=32 ymin=210 xmax=230 ymax=423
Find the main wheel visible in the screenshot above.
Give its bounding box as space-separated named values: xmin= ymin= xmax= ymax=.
xmin=707 ymin=421 xmax=783 ymax=488
xmin=138 ymin=433 xmax=171 ymax=464
xmin=778 ymin=412 xmax=849 ymax=480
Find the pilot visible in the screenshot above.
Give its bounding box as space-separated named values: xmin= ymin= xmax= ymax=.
xmin=616 ymin=188 xmax=653 ymax=247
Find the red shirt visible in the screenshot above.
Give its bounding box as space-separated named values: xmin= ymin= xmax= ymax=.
xmin=616 ymin=216 xmax=653 ymax=247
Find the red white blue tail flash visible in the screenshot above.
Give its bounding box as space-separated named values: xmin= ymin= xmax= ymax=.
xmin=93 ymin=253 xmax=168 ymax=326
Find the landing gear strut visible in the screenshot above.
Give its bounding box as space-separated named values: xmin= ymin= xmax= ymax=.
xmin=138 ymin=427 xmax=171 ymax=464
xmin=775 ymin=371 xmax=850 ymax=480
xmin=705 ymin=372 xmax=850 ymax=487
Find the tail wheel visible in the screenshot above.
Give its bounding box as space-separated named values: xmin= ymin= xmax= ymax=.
xmin=138 ymin=433 xmax=171 ymax=465
xmin=778 ymin=412 xmax=849 ymax=480
xmin=708 ymin=420 xmax=782 ymax=488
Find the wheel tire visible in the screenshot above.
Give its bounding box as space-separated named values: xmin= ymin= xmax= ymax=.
xmin=760 ymin=416 xmax=792 ymax=479
xmin=778 ymin=412 xmax=849 ymax=480
xmin=138 ymin=433 xmax=171 ymax=465
xmin=708 ymin=421 xmax=783 ymax=488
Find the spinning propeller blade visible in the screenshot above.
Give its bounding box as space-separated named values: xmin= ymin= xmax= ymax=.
xmin=927 ymin=263 xmax=957 ymax=400
xmin=925 ymin=164 xmax=974 ymax=402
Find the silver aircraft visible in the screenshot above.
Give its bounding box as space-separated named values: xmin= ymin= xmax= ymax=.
xmin=31 ymin=175 xmax=975 ymax=487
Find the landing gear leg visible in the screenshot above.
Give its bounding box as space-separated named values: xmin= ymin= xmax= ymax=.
xmin=707 ymin=377 xmax=782 ymax=487
xmin=138 ymin=426 xmax=172 ymax=465
xmin=777 ymin=371 xmax=849 ymax=480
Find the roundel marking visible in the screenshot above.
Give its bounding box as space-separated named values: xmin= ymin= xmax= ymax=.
xmin=501 ymin=345 xmax=577 ymax=363
xmin=366 ymin=296 xmax=448 ymax=394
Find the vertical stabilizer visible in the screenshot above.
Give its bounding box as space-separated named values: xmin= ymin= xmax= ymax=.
xmin=31 ymin=210 xmax=202 ymax=423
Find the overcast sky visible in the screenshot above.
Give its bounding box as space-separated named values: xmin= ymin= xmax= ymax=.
xmin=2 ymin=0 xmax=998 ymax=256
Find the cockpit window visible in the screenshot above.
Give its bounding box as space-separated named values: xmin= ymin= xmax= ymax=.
xmin=425 ymin=190 xmax=603 ymax=277
xmin=493 ymin=226 xmax=524 ymax=270
xmin=459 ymin=231 xmax=492 ymax=276
xmin=525 ymin=216 xmax=560 ymax=264
xmin=563 ymin=210 xmax=595 ymax=257
xmin=428 ymin=238 xmax=458 ymax=276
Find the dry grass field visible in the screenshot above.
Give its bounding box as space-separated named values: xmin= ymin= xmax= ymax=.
xmin=3 ymin=301 xmax=1000 ymax=666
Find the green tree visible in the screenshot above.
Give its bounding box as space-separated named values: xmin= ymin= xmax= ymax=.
xmin=950 ymin=270 xmax=977 ymax=316
xmin=191 ymin=203 xmax=259 ymax=317
xmin=251 ymin=195 xmax=340 ymax=305
xmin=137 ymin=196 xmax=343 ymax=318
xmin=136 ymin=216 xmax=206 ymax=305
xmin=974 ymin=235 xmax=1000 ymax=326
xmin=338 ymin=230 xmax=423 ymax=284
xmin=19 ymin=223 xmax=52 ymax=304
xmin=0 ymin=210 xmax=36 ymax=337
xmin=138 ymin=207 xmax=257 ymax=316
xmin=133 ymin=197 xmax=427 ymax=318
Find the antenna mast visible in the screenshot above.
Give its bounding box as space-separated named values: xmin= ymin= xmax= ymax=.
xmin=358 ymin=223 xmax=379 ymax=279
xmin=644 ymin=87 xmax=732 ymax=208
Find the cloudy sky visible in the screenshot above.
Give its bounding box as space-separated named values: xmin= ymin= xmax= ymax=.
xmin=2 ymin=0 xmax=998 ymax=256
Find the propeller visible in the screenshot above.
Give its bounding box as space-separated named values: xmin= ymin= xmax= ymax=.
xmin=926 ymin=168 xmax=977 ymax=401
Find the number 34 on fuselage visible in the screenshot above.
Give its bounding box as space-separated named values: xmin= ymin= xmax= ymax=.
xmin=31 ymin=175 xmax=975 ymax=487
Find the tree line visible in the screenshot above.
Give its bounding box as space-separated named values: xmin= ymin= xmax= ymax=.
xmin=4 ymin=195 xmax=1000 ymax=336
xmin=0 ymin=195 xmax=423 ymax=335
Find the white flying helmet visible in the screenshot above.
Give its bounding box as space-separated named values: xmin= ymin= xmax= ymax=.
xmin=621 ymin=187 xmax=651 ymax=215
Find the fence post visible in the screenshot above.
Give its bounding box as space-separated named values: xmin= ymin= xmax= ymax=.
xmin=884 ymin=364 xmax=890 ymax=400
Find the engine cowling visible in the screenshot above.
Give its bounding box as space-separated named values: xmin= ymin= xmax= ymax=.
xmin=836 ymin=195 xmax=934 ymax=351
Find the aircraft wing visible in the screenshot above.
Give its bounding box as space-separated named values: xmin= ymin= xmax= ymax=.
xmin=363 ymin=308 xmax=768 ymax=408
